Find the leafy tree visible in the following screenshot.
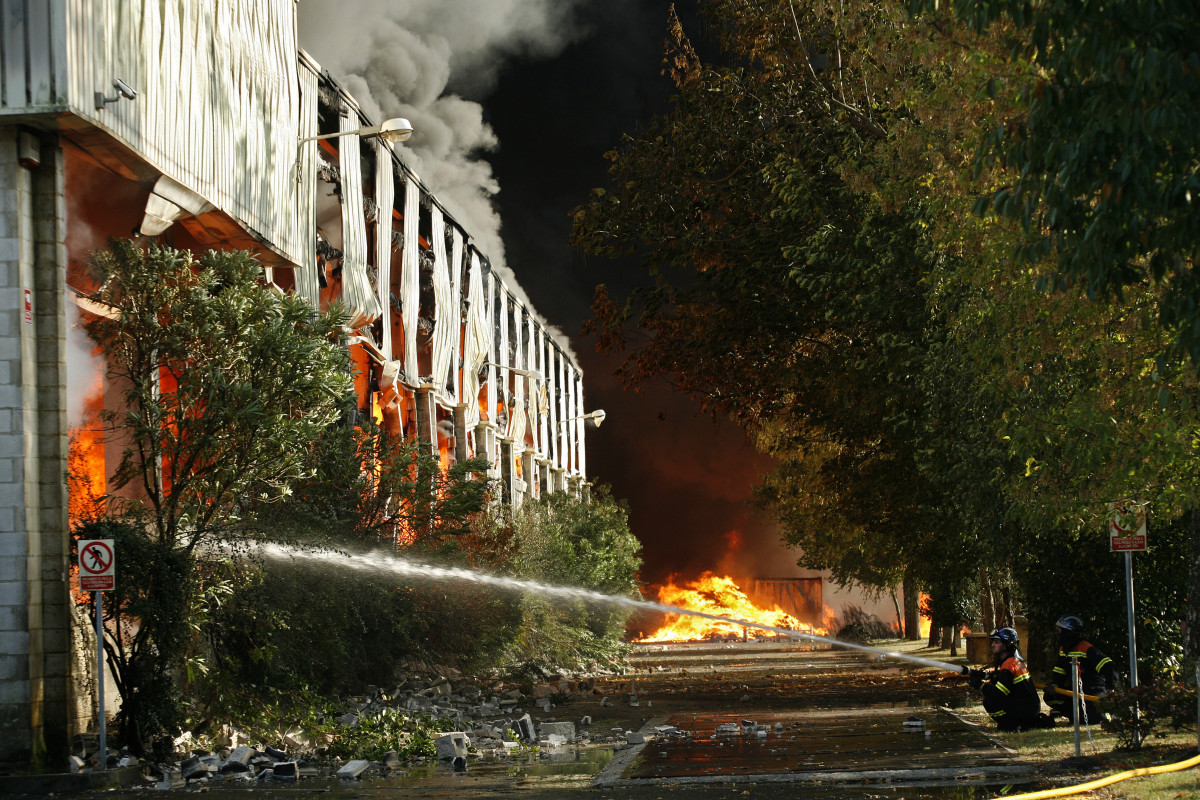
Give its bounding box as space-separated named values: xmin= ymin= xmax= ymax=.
xmin=571 ymin=0 xmax=975 ymax=615
xmin=253 ymin=421 xmax=491 ymax=549
xmin=468 ymin=487 xmax=643 ymax=669
xmin=916 ymin=0 xmax=1200 ymax=660
xmin=84 ymin=240 xmax=353 ymax=547
xmin=79 ymin=241 xmax=353 ymax=750
xmin=573 ymin=0 xmax=1199 ymax=666
xmin=912 ymin=0 xmax=1200 ymax=359
xmin=202 ymin=425 xmax=500 ymax=694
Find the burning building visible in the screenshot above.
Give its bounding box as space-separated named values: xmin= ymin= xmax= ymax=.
xmin=0 ymin=0 xmax=591 ymax=763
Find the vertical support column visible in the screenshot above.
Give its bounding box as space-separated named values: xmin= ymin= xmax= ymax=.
xmin=484 ymin=273 xmax=496 ymax=432
xmin=575 ymin=372 xmax=586 ymax=481
xmin=556 ymin=350 xmax=567 ymax=473
xmin=453 ymin=404 xmax=468 ymax=465
xmin=498 ymin=288 xmax=509 ymax=433
xmin=474 ymin=423 xmax=495 ymax=476
xmin=565 ymin=362 xmax=578 ymax=476
xmin=499 ymin=438 xmax=515 ymax=506
xmin=0 ymin=129 xmax=70 ymax=764
xmin=414 ymin=387 xmax=436 ymax=457
xmin=522 ymin=451 xmax=536 ymax=501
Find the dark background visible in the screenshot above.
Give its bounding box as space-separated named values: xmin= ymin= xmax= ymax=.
xmin=475 ymin=1 xmax=795 ymax=585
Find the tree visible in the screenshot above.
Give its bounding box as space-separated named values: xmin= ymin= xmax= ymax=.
xmin=913 ymin=0 xmax=1200 ymax=358
xmin=198 ymin=423 xmax=502 ymax=694
xmin=467 ymin=487 xmax=643 ymax=669
xmin=571 ymin=0 xmax=973 ymax=606
xmin=253 ymin=420 xmax=491 ymax=550
xmin=80 ymin=241 xmax=353 ymax=750
xmin=916 ymin=0 xmax=1200 ymax=660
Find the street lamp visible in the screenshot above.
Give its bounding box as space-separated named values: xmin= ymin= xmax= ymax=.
xmin=482 ymin=362 xmax=543 ymax=381
xmin=298 ymin=117 xmax=414 ymax=145
xmin=561 ymin=409 xmax=606 ymax=429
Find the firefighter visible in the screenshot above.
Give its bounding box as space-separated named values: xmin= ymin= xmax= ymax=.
xmin=1043 ymin=614 xmax=1117 ymax=723
xmin=967 ymin=627 xmax=1044 ymax=731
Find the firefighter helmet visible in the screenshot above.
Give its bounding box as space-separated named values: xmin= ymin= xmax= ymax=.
xmin=989 ymin=627 xmax=1019 ymax=649
xmin=1055 ymin=614 xmax=1084 ymax=633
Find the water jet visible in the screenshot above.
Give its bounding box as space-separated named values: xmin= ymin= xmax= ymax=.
xmin=255 ymin=543 xmax=971 ymax=676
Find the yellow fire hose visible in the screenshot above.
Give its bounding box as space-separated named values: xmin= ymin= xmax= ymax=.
xmin=993 ymin=751 xmax=1200 ymax=800
xmin=1033 ymin=682 xmax=1101 ymax=704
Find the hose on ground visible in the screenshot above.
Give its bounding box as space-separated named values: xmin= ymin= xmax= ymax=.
xmin=994 ymin=752 xmax=1200 ymax=800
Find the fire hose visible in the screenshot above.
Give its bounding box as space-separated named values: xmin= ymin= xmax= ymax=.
xmin=1035 ymin=682 xmax=1101 ymax=704
xmin=989 ymin=751 xmax=1200 ymax=800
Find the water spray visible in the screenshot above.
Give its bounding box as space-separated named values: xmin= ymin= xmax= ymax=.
xmin=255 ymin=543 xmax=972 ymax=676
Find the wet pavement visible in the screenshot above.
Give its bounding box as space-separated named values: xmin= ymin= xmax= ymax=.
xmin=75 ymin=640 xmax=1036 ymax=799
xmin=620 ymin=707 xmax=1020 ymax=779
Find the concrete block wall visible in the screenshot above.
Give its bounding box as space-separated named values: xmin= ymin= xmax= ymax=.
xmin=0 ymin=127 xmax=72 ymax=766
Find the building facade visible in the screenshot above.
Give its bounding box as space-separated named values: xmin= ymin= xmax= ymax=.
xmin=0 ymin=0 xmax=590 ymax=764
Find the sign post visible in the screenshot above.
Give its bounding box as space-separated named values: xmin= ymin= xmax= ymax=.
xmin=1108 ymin=501 xmax=1146 ymax=689
xmin=78 ymin=539 xmax=115 ymax=770
xmin=1109 ymin=502 xmax=1146 ymax=745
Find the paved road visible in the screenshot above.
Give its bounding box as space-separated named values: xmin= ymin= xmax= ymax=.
xmin=76 ymin=640 xmax=1031 ymax=799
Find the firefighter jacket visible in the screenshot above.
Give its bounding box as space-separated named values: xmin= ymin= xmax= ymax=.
xmin=1051 ymin=639 xmax=1116 ymax=695
xmin=980 ymin=655 xmax=1040 ymax=730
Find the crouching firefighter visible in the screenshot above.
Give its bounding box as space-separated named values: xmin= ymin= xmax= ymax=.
xmin=1043 ymin=614 xmax=1117 ymax=723
xmin=966 ymin=627 xmax=1044 ymax=731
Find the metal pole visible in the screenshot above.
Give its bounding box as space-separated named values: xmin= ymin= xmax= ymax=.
xmin=1125 ymin=550 xmax=1140 ymax=746
xmin=1071 ymin=655 xmax=1081 ymax=758
xmin=95 ymin=591 xmax=106 ymax=771
xmin=1195 ymin=661 xmax=1198 ymax=754
xmin=1125 ymin=552 xmax=1139 ymax=687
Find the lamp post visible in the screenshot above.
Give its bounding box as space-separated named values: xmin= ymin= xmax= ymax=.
xmin=561 ymin=409 xmax=606 ymax=428
xmin=296 ymin=118 xmax=413 ymax=182
xmin=482 ymin=362 xmax=542 ymax=381
xmin=298 ymin=117 xmax=414 ymax=146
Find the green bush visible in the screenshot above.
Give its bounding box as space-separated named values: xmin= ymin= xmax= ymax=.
xmin=468 ymin=487 xmax=643 ymax=671
xmin=1103 ymin=678 xmax=1198 ymax=749
xmin=325 ymin=710 xmax=442 ymax=762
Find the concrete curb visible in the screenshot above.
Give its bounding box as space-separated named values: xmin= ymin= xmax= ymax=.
xmin=0 ymin=764 xmax=143 ymax=795
xmin=591 ymin=716 xmax=667 ymax=788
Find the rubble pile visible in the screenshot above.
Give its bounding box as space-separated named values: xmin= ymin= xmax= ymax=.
xmin=73 ymin=671 xmax=652 ymax=788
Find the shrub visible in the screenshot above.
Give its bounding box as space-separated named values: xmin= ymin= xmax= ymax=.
xmin=1103 ymin=678 xmax=1198 ymax=749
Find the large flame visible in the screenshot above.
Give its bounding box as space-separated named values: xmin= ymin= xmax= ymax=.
xmin=918 ymin=591 xmax=933 ymax=638
xmin=636 ymin=573 xmax=827 ymax=643
xmin=68 ymin=393 xmax=106 ymax=527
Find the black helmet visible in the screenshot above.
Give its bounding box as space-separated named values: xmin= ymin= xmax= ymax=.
xmin=989 ymin=627 xmax=1019 ymax=649
xmin=1055 ymin=614 xmax=1084 ymax=634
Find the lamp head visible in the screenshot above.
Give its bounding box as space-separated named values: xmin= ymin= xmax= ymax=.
xmin=586 ymin=409 xmax=606 ymax=428
xmin=378 ymin=117 xmax=414 ymax=143
xmin=113 ymin=78 xmax=137 ymax=100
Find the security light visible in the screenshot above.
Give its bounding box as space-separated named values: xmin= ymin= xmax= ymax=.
xmin=94 ymin=79 xmax=137 ymax=110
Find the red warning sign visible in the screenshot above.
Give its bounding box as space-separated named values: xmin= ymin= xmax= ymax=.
xmin=78 ymin=539 xmax=115 ymax=591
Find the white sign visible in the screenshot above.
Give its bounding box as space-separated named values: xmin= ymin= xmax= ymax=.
xmin=1108 ymin=502 xmax=1147 ymax=552
xmin=78 ymin=539 xmax=115 ymax=591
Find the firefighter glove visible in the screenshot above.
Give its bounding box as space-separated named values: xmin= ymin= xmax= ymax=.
xmin=967 ymin=669 xmax=985 ymax=690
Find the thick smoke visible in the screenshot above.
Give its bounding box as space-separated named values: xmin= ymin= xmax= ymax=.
xmin=296 ymin=0 xmax=585 ymax=341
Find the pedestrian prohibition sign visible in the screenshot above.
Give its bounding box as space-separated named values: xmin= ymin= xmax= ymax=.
xmin=78 ymin=539 xmax=115 ymax=591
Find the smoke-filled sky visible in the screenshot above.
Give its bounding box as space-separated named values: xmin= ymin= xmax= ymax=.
xmin=297 ymin=0 xmax=808 ymax=587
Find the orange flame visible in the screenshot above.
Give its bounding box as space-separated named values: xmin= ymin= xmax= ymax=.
xmin=636 ymin=573 xmax=827 ymax=643
xmin=68 ymin=393 xmax=106 ymax=527
xmin=918 ymin=591 xmax=932 ymax=638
